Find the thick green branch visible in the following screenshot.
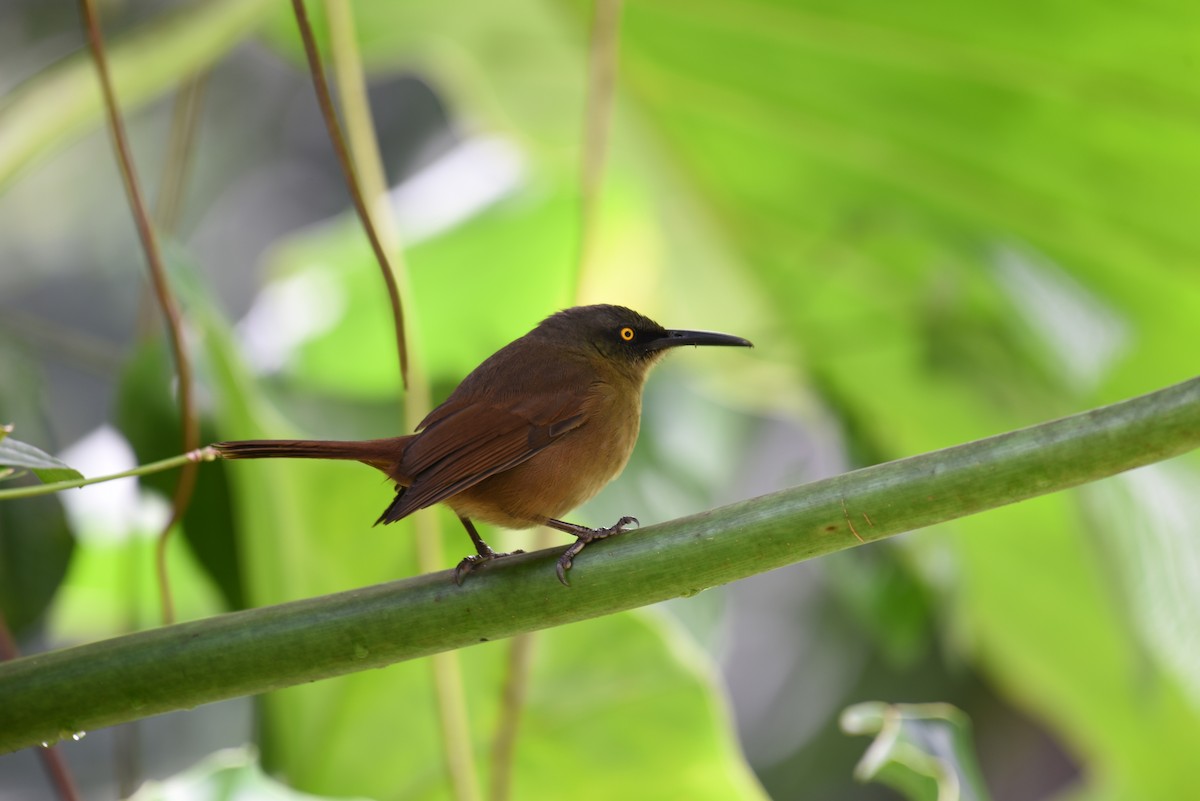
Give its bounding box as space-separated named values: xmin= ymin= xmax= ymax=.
xmin=1 ymin=376 xmax=1196 ymax=753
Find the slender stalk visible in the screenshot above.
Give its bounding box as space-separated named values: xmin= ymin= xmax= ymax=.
xmin=489 ymin=627 xmax=537 ymax=801
xmin=289 ymin=0 xmax=409 ymax=388
xmin=316 ymin=3 xmax=480 ymax=798
xmin=34 ymin=737 xmax=84 ymax=801
xmin=323 ymin=4 xmax=395 ymax=253
xmin=79 ymin=0 xmax=201 ymax=626
xmin=4 ymin=376 xmax=1193 ymax=755
xmin=0 ymin=449 xmax=217 ymax=501
xmin=106 ymin=73 xmax=211 ymax=793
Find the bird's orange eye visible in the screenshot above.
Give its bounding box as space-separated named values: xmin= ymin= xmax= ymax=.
xmin=619 ymin=327 xmax=635 ymax=342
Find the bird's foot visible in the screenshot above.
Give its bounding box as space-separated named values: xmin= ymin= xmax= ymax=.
xmin=454 ymin=549 xmax=525 ymax=585
xmin=555 ymin=516 xmax=639 ymax=586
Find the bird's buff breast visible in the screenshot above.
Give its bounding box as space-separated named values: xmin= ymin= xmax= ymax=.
xmin=447 ymin=381 xmax=641 ymax=529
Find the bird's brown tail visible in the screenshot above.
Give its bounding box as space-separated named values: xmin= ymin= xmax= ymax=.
xmin=213 ymin=437 xmax=411 ymax=479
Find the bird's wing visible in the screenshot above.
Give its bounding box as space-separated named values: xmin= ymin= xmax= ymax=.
xmin=377 ymin=393 xmax=588 ymax=524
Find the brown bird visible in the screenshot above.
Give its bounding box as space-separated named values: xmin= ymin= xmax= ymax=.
xmin=215 ymin=304 xmax=752 ymax=584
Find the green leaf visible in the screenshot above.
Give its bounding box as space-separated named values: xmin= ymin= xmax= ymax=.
xmin=256 ymin=4 xmax=1200 ymax=797
xmin=609 ymin=4 xmax=1200 ymax=799
xmin=48 ymin=523 xmax=226 ymax=640
xmin=841 ymin=702 xmax=992 ymax=801
xmin=0 ymin=487 xmax=73 ymax=635
xmin=0 ymin=347 xmax=76 ymax=635
xmin=823 ymin=547 xmax=933 ymax=669
xmin=0 ymin=433 xmax=83 ymax=484
xmin=265 ymin=610 xmax=768 ymax=801
xmin=258 ymin=185 xmax=577 ymax=401
xmin=505 ymin=610 xmax=766 ymax=801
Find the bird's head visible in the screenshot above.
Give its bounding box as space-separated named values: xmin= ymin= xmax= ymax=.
xmin=533 ymin=304 xmax=752 ymax=378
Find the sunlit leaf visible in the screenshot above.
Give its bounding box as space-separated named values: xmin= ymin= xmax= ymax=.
xmin=258 ymin=186 xmax=577 ymax=401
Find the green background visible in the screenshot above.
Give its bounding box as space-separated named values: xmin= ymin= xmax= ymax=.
xmin=1 ymin=1 xmax=1197 ymax=799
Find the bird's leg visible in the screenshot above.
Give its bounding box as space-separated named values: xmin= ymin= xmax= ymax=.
xmin=544 ymin=515 xmax=640 ymax=586
xmin=453 ymin=516 xmax=524 ymax=584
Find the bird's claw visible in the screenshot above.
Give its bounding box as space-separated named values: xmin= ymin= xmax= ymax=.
xmin=555 ymin=516 xmax=640 ymax=586
xmin=453 ymin=549 xmax=525 ymax=585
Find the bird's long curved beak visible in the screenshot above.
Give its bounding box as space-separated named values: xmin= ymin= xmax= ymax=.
xmin=647 ymin=329 xmax=754 ymax=351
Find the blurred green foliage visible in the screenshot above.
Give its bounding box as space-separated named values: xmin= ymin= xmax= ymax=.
xmin=842 ymin=702 xmax=991 ymax=801
xmin=1 ymin=0 xmax=1197 ymax=799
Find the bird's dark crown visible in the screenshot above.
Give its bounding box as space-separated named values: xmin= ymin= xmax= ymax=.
xmin=533 ymin=304 xmax=669 ymax=364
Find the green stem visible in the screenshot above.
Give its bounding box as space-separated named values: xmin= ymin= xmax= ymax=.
xmin=0 ymin=449 xmax=217 ymax=501
xmin=0 ymin=376 xmax=1196 ymax=754
xmin=289 ymin=0 xmax=409 ymax=387
xmin=79 ymin=0 xmax=203 ymax=628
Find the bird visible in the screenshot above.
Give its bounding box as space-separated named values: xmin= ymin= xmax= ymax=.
xmin=215 ymin=304 xmax=752 ymax=584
